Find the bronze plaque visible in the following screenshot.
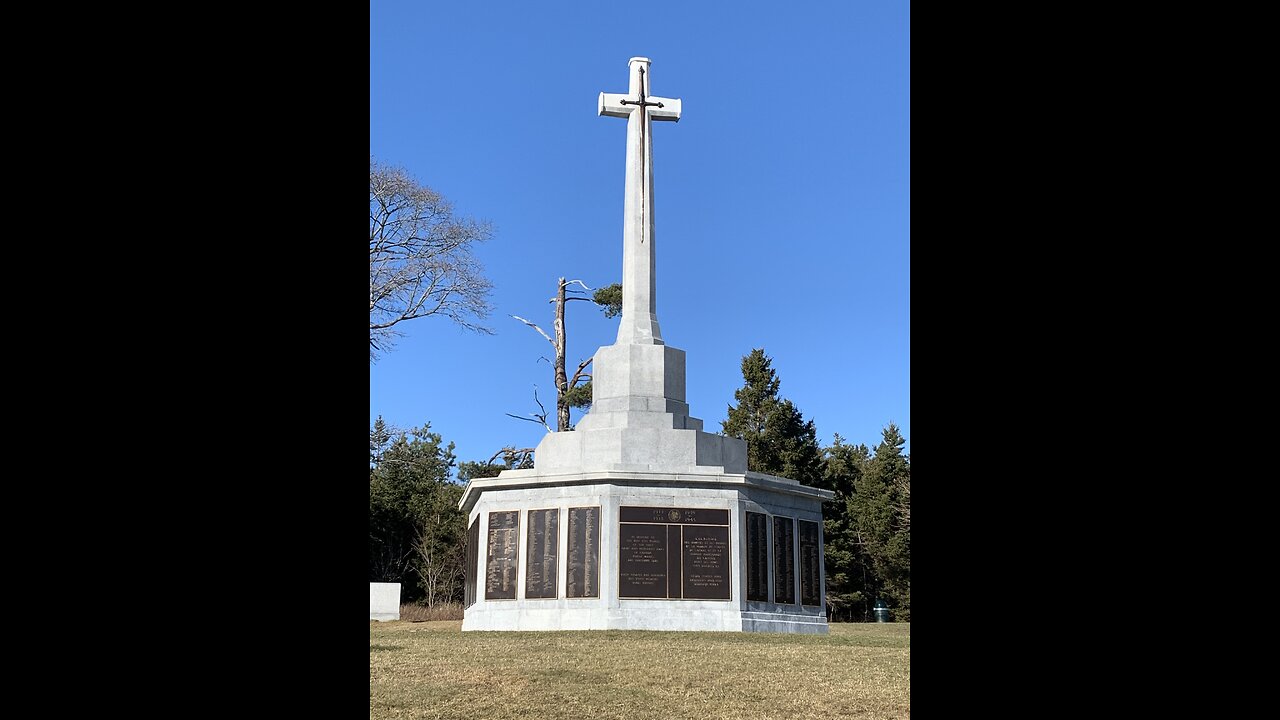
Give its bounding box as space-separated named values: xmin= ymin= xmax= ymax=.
xmin=525 ymin=509 xmax=559 ymax=599
xmin=620 ymin=506 xmax=729 ymax=525
xmin=667 ymin=526 xmax=681 ymax=599
xmin=618 ymin=506 xmax=732 ymax=601
xmin=745 ymin=512 xmax=769 ymax=602
xmin=465 ymin=517 xmax=479 ymax=608
xmin=799 ymin=520 xmax=821 ymax=607
xmin=485 ymin=510 xmax=519 ymax=600
xmin=618 ymin=523 xmax=668 ymax=598
xmin=773 ymin=516 xmax=795 ymax=604
xmin=567 ymin=506 xmax=600 ymax=598
xmin=681 ymin=524 xmax=730 ymax=599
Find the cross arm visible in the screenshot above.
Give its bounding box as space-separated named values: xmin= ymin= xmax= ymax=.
xmin=597 ymin=93 xmax=682 ymax=122
xmin=598 ymin=93 xmax=630 ymax=118
xmin=646 ymin=96 xmax=681 ymax=122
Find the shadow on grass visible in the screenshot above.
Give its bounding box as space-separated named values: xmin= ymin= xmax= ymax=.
xmin=370 ymin=644 xmax=403 ymax=652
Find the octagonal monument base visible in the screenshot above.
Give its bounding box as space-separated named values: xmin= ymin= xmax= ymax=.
xmin=459 ymin=469 xmax=832 ymax=634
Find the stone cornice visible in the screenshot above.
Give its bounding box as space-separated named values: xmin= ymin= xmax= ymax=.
xmin=459 ymin=468 xmax=834 ymax=514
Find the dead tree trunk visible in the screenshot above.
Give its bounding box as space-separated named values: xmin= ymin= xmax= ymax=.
xmin=512 ymin=278 xmax=599 ymax=432
xmin=554 ymin=277 xmax=569 ymax=432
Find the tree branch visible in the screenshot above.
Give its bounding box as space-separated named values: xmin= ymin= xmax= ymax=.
xmin=505 ymin=412 xmax=549 ymax=429
xmin=532 ymin=386 xmax=550 ymax=429
xmin=569 ymin=356 xmax=593 ymax=387
xmin=511 ymin=314 xmax=555 ymax=346
xmin=505 ymin=387 xmax=553 ymax=432
xmin=487 ymin=447 xmax=536 ymax=466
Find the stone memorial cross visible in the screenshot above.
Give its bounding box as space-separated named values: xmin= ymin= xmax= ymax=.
xmin=598 ymin=57 xmax=682 ymax=346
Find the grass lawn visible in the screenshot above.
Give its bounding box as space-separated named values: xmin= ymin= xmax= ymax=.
xmin=370 ymin=620 xmax=909 ymax=719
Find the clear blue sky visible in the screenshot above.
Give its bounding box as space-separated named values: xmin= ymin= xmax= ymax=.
xmin=370 ymin=0 xmax=909 ymax=467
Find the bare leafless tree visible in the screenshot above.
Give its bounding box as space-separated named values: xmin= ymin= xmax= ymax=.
xmin=370 ymin=158 xmax=494 ymax=361
xmin=369 ymin=536 xmax=415 ymax=585
xmin=415 ymin=514 xmax=464 ymax=608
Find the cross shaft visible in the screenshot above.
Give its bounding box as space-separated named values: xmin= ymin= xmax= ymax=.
xmin=596 ymin=57 xmax=682 ymax=346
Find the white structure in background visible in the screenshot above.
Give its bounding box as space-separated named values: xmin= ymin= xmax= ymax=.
xmin=370 ymin=582 xmax=401 ymax=621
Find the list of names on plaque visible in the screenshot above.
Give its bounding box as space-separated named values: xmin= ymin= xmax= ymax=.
xmin=465 ymin=517 xmax=479 ymax=608
xmin=485 ymin=510 xmax=519 ymax=600
xmin=619 ymin=506 xmax=731 ymax=601
xmin=799 ymin=520 xmax=821 ymax=607
xmin=525 ymin=508 xmax=559 ymax=599
xmin=773 ymin=516 xmax=796 ymax=604
xmin=681 ymin=525 xmax=730 ymax=599
xmin=618 ymin=523 xmax=668 ymax=598
xmin=745 ymin=512 xmax=769 ymax=602
xmin=567 ymin=506 xmax=600 ymax=598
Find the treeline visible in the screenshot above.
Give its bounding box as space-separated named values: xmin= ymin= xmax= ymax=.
xmin=724 ymin=349 xmax=910 ymax=621
xmin=369 ymin=348 xmax=909 ymax=620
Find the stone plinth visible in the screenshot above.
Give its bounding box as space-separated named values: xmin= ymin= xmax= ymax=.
xmin=533 ymin=342 xmax=747 ymax=475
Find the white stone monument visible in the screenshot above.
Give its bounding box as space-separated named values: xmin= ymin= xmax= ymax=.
xmin=460 ymin=57 xmax=833 ymax=633
xmin=370 ymin=582 xmax=401 ymax=621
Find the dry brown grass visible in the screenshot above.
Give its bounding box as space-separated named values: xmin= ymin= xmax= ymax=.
xmin=396 ymin=603 xmax=465 ymax=622
xmin=370 ymin=620 xmax=909 ymax=719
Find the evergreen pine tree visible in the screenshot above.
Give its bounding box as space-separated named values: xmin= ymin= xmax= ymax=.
xmin=820 ymin=435 xmax=874 ymax=621
xmin=722 ymin=349 xmax=823 ymax=485
xmin=370 ymin=415 xmax=392 ymax=467
xmin=849 ymin=423 xmax=911 ymax=619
